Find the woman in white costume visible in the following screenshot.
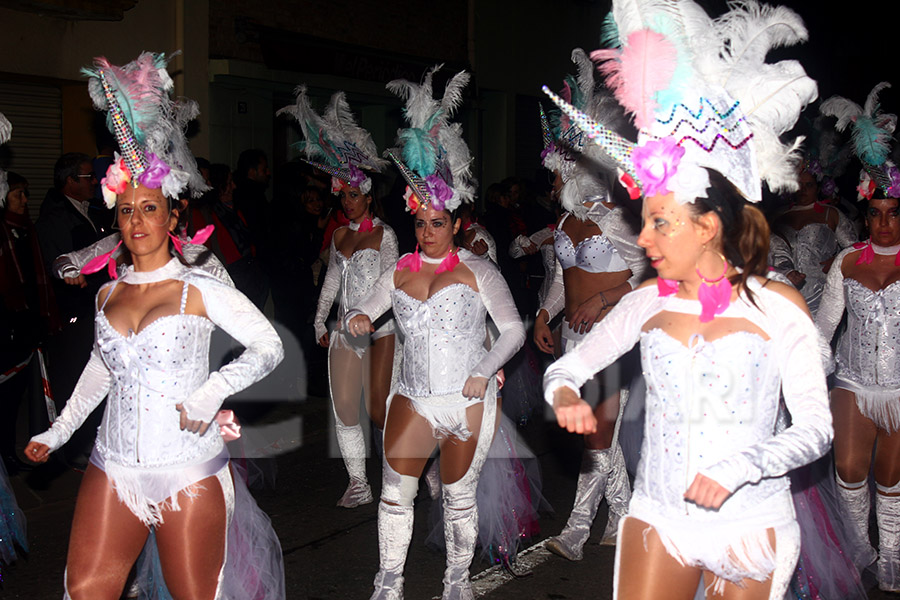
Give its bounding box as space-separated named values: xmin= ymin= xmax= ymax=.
xmin=534 ymin=50 xmax=647 ymax=559
xmin=542 ymin=0 xmax=831 ymax=596
xmin=278 ymin=88 xmax=398 ymax=508
xmin=346 ymin=66 xmax=525 ymax=600
xmin=25 ymin=53 xmax=284 ymax=600
xmin=815 ymin=82 xmax=900 ymax=592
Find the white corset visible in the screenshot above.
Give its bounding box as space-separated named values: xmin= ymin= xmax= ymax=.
xmin=337 ymin=248 xmax=382 ymax=317
xmin=779 ymin=223 xmax=838 ymax=312
xmin=836 ymin=279 xmax=900 ymax=389
xmin=392 ymin=284 xmax=487 ymax=397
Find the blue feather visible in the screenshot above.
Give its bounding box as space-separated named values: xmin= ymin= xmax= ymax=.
xmin=853 ymin=116 xmax=891 ymax=166
xmin=600 ymin=12 xmax=621 ymax=49
xmin=399 ymin=128 xmax=437 ymax=176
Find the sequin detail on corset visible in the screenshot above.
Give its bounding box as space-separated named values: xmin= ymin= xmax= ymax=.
xmin=93 ymin=286 xmax=221 ymax=469
xmin=392 ymin=283 xmax=487 ymax=398
xmin=636 ymin=328 xmax=791 ymax=527
xmin=836 ymin=279 xmax=900 ymax=390
xmin=554 ymin=213 xmax=628 ymax=273
xmin=778 ymin=223 xmax=838 ymax=312
xmin=337 ymin=248 xmax=382 ymax=317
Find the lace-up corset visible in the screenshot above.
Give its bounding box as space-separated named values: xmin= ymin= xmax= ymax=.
xmin=638 ymin=328 xmax=788 ymax=523
xmin=836 ymin=279 xmax=900 ymax=388
xmin=780 ymin=224 xmax=838 ymax=311
xmin=337 ymin=248 xmax=382 ymax=316
xmin=392 ymin=283 xmax=487 ymax=397
xmin=93 ymin=282 xmax=222 ymax=468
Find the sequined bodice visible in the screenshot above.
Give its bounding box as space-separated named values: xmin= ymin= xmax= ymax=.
xmin=836 ymin=279 xmax=900 ymax=388
xmin=781 ymin=223 xmax=838 ymax=277
xmin=392 ymin=283 xmax=487 ymax=397
xmin=94 ymin=302 xmax=222 ymax=468
xmin=337 ymin=248 xmax=382 ymax=316
xmin=637 ymin=328 xmax=788 ymax=522
xmin=554 ymin=228 xmax=627 ymax=273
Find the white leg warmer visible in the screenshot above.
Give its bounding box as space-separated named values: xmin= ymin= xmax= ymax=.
xmin=546 ymin=448 xmax=611 ymax=561
xmin=370 ymin=460 xmax=418 ymax=600
xmin=877 ymin=480 xmax=900 ymax=592
xmin=835 ymin=473 xmax=877 ymax=569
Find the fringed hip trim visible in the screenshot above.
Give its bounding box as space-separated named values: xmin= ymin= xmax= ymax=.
xmin=833 ymin=378 xmax=900 ymax=432
xmin=390 ymin=378 xmax=498 ymax=442
xmin=91 ymin=446 xmax=230 ymax=527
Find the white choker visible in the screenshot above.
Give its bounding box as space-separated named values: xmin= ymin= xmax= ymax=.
xmin=421 ymin=249 xmax=456 ymax=264
xmin=121 ymin=257 xmax=186 ymax=284
xmin=873 ymin=242 xmax=900 ymax=256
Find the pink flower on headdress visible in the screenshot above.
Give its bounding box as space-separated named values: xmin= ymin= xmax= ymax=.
xmin=888 ymin=166 xmax=900 ymax=198
xmin=137 ymin=152 xmax=170 ymax=189
xmin=348 ymin=165 xmax=368 ymax=189
xmin=332 ymin=176 xmax=344 ymax=194
xmin=102 ymin=157 xmax=132 ymax=208
xmin=858 ymin=174 xmax=876 ymax=200
xmin=424 ymin=174 xmax=452 ymax=211
xmin=540 ymin=143 xmax=557 ymax=166
xmin=632 ymin=138 xmax=685 ymax=198
xmin=403 ymin=186 xmax=421 ymax=213
xmin=820 ymin=177 xmax=837 ymax=198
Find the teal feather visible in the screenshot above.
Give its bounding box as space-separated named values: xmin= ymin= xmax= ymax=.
xmin=600 ymin=12 xmax=621 ymax=49
xmin=565 ymin=75 xmax=584 ymax=111
xmin=648 ymin=14 xmax=691 ymax=113
xmin=853 ymin=115 xmax=892 ymax=166
xmin=399 ymin=128 xmax=437 ymax=176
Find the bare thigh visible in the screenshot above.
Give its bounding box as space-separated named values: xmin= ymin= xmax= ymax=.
xmin=364 ymin=334 xmax=395 ymax=430
xmin=616 ymin=517 xmax=702 ymax=600
xmin=65 ymin=464 xmax=150 ymax=600
xmin=155 ymin=473 xmax=227 ymax=600
xmin=383 ymin=395 xmax=439 ymax=478
xmin=832 ymin=388 xmax=877 ymax=482
xmin=439 ymin=399 xmax=500 ymax=484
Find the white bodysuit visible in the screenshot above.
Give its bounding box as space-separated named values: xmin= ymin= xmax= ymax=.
xmin=544 ymin=280 xmax=833 ymax=594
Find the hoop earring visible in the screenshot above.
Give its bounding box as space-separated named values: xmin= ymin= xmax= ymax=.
xmin=695 ymin=248 xmax=731 ymax=323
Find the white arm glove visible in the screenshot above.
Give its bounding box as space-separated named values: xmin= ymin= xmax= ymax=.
xmin=699 ymin=296 xmax=833 ymax=493
xmin=538 ymin=255 xmax=565 ymax=321
xmin=543 ymin=287 xmax=654 ymax=404
xmin=182 ymin=278 xmax=284 ymax=423
xmin=834 ymin=210 xmax=858 ymax=249
xmin=815 ymin=247 xmax=851 ymax=344
xmin=314 ymin=238 xmax=342 ymax=341
xmin=509 ymin=234 xmax=531 ymax=259
xmin=602 ymin=208 xmax=648 ymax=289
xmin=52 ymin=233 xmax=123 ymax=279
xmin=378 ymin=224 xmax=400 ymax=273
xmin=768 ymin=233 xmax=795 ymax=277
xmin=29 ymin=346 xmax=111 ymax=452
xmin=468 ymin=259 xmax=525 ymax=379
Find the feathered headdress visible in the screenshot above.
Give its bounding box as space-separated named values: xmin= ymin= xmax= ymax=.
xmin=820 ymin=82 xmax=900 ymax=199
xmin=800 ymin=115 xmax=852 ymax=199
xmin=82 ymin=52 xmax=209 ymax=208
xmin=277 ymin=86 xmax=388 ymax=195
xmin=385 ymin=65 xmax=476 ymax=213
xmin=543 ymin=0 xmax=817 ymax=205
xmin=541 ymin=49 xmax=632 ymax=219
xmin=0 ymin=112 xmax=10 ymax=207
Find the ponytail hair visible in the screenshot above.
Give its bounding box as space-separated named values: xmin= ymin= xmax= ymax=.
xmin=689 ymin=169 xmax=770 ymax=305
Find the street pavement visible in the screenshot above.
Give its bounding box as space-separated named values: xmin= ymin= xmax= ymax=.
xmin=1 ymin=375 xmax=894 ymax=599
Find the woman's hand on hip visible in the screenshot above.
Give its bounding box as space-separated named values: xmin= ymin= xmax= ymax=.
xmin=176 ymin=404 xmax=212 ymax=436
xmin=684 ymin=473 xmax=731 ymax=510
xmin=552 ymin=387 xmax=597 ymax=434
xmin=347 ymin=315 xmax=374 ymax=338
xmin=462 ymin=376 xmax=489 ymax=400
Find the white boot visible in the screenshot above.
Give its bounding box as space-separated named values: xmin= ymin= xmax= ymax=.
xmin=335 ymin=421 xmax=373 ymax=508
xmin=546 ymin=448 xmax=610 ymax=561
xmin=877 ymin=490 xmax=900 ymax=592
xmin=370 ymin=501 xmax=414 ymax=600
xmin=835 ymin=475 xmax=877 ymax=569
xmin=601 ymin=443 xmax=631 ymax=545
xmin=441 ymin=479 xmax=478 ymax=600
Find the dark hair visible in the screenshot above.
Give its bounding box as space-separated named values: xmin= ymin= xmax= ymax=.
xmin=687 ymin=169 xmax=770 ymax=303
xmin=235 ymin=149 xmax=267 ymax=183
xmin=195 ymin=157 xmax=211 ymax=172
xmin=53 ymin=152 xmax=91 ymax=190
xmin=6 ymin=171 xmax=27 ymax=190
xmin=208 ymin=163 xmax=232 ymax=197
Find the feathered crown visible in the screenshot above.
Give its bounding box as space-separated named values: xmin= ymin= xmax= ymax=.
xmin=801 ymin=115 xmax=852 ymax=199
xmin=82 ymin=52 xmax=209 ymax=208
xmin=385 ymin=65 xmax=476 ymax=213
xmin=820 ymin=82 xmax=900 ymax=200
xmin=277 ymin=86 xmax=389 ymax=195
xmin=541 ymin=49 xmax=631 ymax=219
xmin=0 ymin=112 xmax=10 ymax=207
xmin=543 ymin=0 xmax=817 ymax=205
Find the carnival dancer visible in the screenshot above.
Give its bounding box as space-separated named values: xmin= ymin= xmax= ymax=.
xmin=25 ymin=52 xmax=285 ymax=600
xmin=278 ymin=87 xmax=398 ymax=508
xmin=345 ymin=65 xmax=525 ymax=600
xmin=533 ymin=49 xmax=647 ymax=559
xmin=816 ymin=82 xmax=900 ymax=592
xmin=542 ymin=1 xmax=831 ymax=597
xmin=769 ymin=118 xmax=856 ymax=316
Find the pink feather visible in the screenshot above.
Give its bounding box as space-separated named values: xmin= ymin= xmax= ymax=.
xmin=81 ymin=240 xmax=123 ymax=279
xmin=559 ymin=81 xmax=573 ymax=129
xmin=592 ymin=30 xmax=678 ymax=130
xmin=190 ymin=224 xmax=215 ymax=246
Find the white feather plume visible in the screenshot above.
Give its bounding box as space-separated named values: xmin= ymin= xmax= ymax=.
xmin=0 ymin=112 xmax=10 ymax=145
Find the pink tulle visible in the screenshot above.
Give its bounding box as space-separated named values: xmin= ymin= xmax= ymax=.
xmin=435 ymin=250 xmax=459 ymax=274
xmin=657 ymin=277 xmax=679 ymax=297
xmin=396 ymin=249 xmax=422 ymax=272
xmin=81 ymin=240 xmax=123 ymax=279
xmin=697 ymin=278 xmax=732 ymax=323
xmin=592 ymin=29 xmax=678 ymax=130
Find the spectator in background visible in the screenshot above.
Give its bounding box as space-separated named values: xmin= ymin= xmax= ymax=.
xmin=1 ymin=171 xmax=60 ymax=474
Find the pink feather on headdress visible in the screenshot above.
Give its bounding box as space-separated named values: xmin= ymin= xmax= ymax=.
xmin=559 ymin=81 xmax=573 ymax=129
xmin=592 ymin=30 xmax=678 ymax=130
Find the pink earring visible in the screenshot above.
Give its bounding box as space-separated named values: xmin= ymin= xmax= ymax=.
xmin=396 ymin=244 xmax=422 ymax=272
xmin=696 ymin=249 xmax=731 ymax=323
xmin=168 ymin=231 xmax=184 ymax=256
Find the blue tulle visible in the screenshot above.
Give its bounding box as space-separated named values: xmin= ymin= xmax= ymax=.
xmin=0 ymin=460 xmax=27 ymax=582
